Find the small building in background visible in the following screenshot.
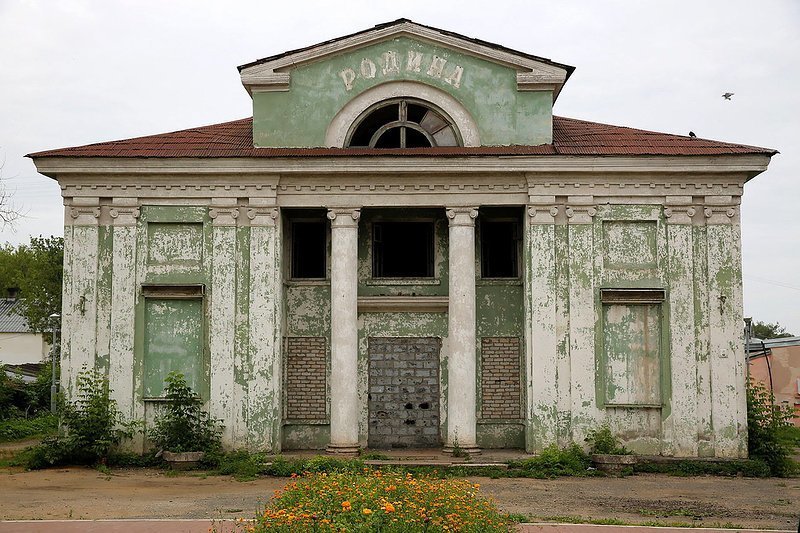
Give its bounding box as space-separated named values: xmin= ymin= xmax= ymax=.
xmin=748 ymin=336 xmax=800 ymax=427
xmin=0 ymin=294 xmax=49 ymax=381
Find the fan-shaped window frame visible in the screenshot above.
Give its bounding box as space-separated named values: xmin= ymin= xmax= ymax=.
xmin=345 ymin=98 xmax=463 ymax=149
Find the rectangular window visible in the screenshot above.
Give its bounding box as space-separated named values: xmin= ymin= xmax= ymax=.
xmin=291 ymin=221 xmax=327 ymax=279
xmin=373 ymin=221 xmax=434 ymax=278
xmin=600 ymin=289 xmax=664 ymax=407
xmin=480 ymin=220 xmax=520 ymax=278
xmin=142 ymin=286 xmax=205 ymax=398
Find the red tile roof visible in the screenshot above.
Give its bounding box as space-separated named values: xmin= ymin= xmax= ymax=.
xmin=27 ymin=116 xmax=776 ymax=159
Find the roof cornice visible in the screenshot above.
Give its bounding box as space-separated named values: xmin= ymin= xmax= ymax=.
xmin=32 ymin=154 xmax=773 ymax=180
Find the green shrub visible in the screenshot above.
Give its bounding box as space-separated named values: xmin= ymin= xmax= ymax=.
xmin=585 ymin=424 xmax=630 ymax=455
xmin=510 ymin=444 xmax=592 ymax=478
xmin=27 ymin=367 xmax=138 ymax=468
xmin=747 ymin=379 xmax=797 ymax=477
xmin=0 ymin=364 xmax=51 ymax=420
xmin=148 ymin=372 xmax=221 ymax=453
xmin=0 ymin=413 xmax=57 ymax=442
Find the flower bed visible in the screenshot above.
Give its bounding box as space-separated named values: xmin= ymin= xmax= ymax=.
xmin=251 ymin=470 xmax=513 ymax=532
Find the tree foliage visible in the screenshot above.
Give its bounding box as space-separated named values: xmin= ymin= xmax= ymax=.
xmin=752 ymin=320 xmax=794 ymax=340
xmin=0 ymin=236 xmax=63 ymax=334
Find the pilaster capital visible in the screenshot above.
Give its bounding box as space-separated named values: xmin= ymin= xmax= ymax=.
xmin=327 ymin=208 xmax=361 ymax=228
xmin=565 ymin=205 xmax=596 ymax=225
xmin=703 ymin=206 xmax=738 ymax=225
xmin=446 ymin=207 xmax=478 ymax=227
xmin=208 ymin=207 xmax=240 ymax=226
xmin=108 ymin=206 xmax=141 ymax=226
xmin=247 ymin=207 xmax=279 ymax=227
xmin=663 ymin=206 xmax=696 ymax=225
xmin=67 ymin=206 xmax=100 ymax=226
xmin=527 ymin=205 xmax=559 ymax=224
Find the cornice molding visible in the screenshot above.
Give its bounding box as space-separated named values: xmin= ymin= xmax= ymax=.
xmin=33 ymin=154 xmax=772 ymax=178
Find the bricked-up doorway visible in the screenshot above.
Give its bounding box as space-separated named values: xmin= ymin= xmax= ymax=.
xmin=368 ymin=337 xmax=441 ymax=448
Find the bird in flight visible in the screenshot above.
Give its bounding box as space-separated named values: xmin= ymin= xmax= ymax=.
xmin=722 ymin=92 xmax=734 ymax=100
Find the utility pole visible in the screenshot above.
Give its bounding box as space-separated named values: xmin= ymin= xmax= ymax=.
xmin=49 ymin=313 xmax=60 ymax=413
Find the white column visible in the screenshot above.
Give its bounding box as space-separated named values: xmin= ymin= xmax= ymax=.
xmin=108 ymin=200 xmax=140 ymax=449
xmin=64 ymin=199 xmax=101 ymax=396
xmin=209 ymin=202 xmax=239 ymax=447
xmin=445 ymin=207 xmax=480 ymax=455
xmin=663 ymin=202 xmax=699 ymax=456
xmin=247 ymin=205 xmax=282 ymax=452
xmin=525 ymin=203 xmax=559 ymax=453
xmin=326 ymin=208 xmax=361 ymax=455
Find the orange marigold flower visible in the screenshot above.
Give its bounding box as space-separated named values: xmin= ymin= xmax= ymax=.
xmin=383 ymin=503 xmax=395 ymax=513
xmin=362 ymin=508 xmax=372 ymax=515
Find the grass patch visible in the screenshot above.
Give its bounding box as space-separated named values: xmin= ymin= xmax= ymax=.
xmin=531 ymin=515 xmax=629 ymax=525
xmin=0 ymin=413 xmax=57 ymax=442
xmin=254 ymin=470 xmax=513 ymax=531
xmin=635 ymin=458 xmax=772 ymax=477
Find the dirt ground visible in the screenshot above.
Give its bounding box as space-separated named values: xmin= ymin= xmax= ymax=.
xmin=0 ymin=467 xmax=797 ymax=530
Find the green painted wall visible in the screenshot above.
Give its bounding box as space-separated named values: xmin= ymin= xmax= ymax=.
xmin=253 ymin=36 xmax=553 ymax=147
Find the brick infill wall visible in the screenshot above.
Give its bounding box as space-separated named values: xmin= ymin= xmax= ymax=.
xmin=285 ymin=336 xmax=327 ymax=420
xmin=480 ymin=336 xmax=522 ymax=419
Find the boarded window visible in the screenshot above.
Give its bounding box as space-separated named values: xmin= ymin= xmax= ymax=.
xmin=143 ymin=293 xmax=205 ymax=398
xmin=602 ymin=301 xmax=662 ymax=406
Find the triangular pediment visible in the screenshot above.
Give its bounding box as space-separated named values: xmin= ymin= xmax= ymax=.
xmin=238 ymin=19 xmax=573 ymax=98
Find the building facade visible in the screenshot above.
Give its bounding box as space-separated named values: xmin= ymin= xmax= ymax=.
xmin=30 ymin=20 xmax=775 ymax=457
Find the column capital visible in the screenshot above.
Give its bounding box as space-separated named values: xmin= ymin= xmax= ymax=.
xmin=446 ymin=207 xmax=478 ymax=226
xmin=327 ymin=208 xmax=361 ymax=227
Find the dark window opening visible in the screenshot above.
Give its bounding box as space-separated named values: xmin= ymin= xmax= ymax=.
xmin=373 ymin=222 xmax=434 ymax=278
xmin=481 ymin=220 xmax=520 ymax=278
xmin=291 ymin=221 xmax=326 ymax=279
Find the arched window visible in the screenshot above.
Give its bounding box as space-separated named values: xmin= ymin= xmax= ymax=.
xmin=346 ymin=98 xmax=461 ymax=148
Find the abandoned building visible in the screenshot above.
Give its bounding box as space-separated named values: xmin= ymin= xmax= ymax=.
xmin=29 ymin=20 xmax=776 ymax=457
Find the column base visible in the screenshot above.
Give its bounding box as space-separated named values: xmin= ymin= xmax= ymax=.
xmin=442 ymin=444 xmax=481 ymax=457
xmin=326 ymin=443 xmax=361 ymax=457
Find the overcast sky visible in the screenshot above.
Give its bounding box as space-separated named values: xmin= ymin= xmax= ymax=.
xmin=0 ymin=0 xmax=798 ymax=333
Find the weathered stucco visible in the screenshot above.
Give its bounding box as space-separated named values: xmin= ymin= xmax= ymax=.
xmin=253 ymin=37 xmax=553 ymax=148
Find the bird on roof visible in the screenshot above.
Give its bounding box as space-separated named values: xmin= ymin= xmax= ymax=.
xmin=689 ymin=131 xmax=696 ymax=138
xmin=722 ymin=92 xmax=734 ymax=100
